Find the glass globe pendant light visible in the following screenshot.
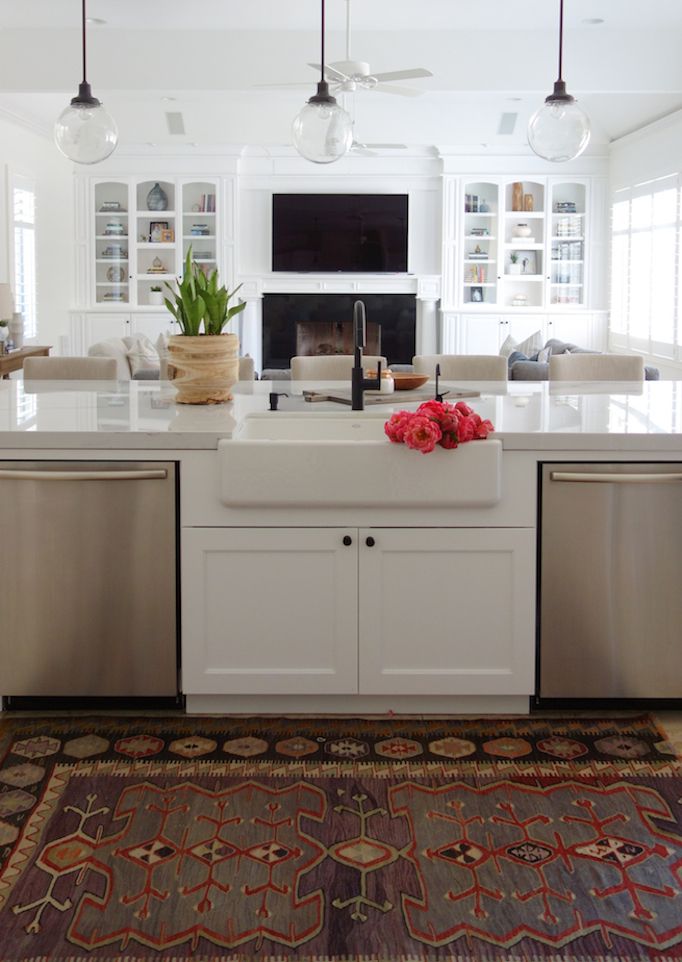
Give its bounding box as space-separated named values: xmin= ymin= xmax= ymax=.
xmin=54 ymin=0 xmax=118 ymax=164
xmin=292 ymin=0 xmax=352 ymax=164
xmin=527 ymin=0 xmax=590 ymax=162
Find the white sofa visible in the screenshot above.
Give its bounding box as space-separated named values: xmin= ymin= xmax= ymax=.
xmin=88 ymin=336 xmax=256 ymax=381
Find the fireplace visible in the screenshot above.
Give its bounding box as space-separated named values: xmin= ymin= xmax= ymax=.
xmin=262 ymin=293 xmax=416 ymax=370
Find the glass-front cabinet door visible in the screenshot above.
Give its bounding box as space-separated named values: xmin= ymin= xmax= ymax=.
xmin=134 ymin=179 xmax=178 ymax=308
xmin=181 ymin=180 xmax=219 ymax=277
xmin=548 ymin=181 xmax=587 ymax=307
xmin=462 ymin=181 xmax=499 ymax=306
xmin=93 ymin=181 xmax=130 ymax=305
xmin=501 ymin=179 xmax=545 ymax=310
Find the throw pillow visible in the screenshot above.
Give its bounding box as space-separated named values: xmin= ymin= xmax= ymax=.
xmin=499 ymin=334 xmax=518 ymax=358
xmin=127 ymin=334 xmax=160 ymax=376
xmin=536 ymin=346 xmax=551 ymax=364
xmin=155 ymin=331 xmax=172 ymax=380
xmin=515 ymin=329 xmax=544 ymax=357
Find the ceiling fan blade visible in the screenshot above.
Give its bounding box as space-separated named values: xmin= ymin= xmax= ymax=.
xmin=351 ymin=143 xmax=378 ymax=157
xmin=307 ymin=62 xmax=350 ymax=81
xmin=372 ymin=68 xmax=433 ymax=83
xmin=372 ymin=83 xmax=424 ymax=97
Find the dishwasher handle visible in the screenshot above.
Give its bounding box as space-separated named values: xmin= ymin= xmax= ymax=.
xmin=550 ymin=470 xmax=682 ymax=484
xmin=0 ymin=469 xmax=168 ymax=482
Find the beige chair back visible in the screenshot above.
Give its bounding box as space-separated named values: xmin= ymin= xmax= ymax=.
xmin=413 ymin=354 xmax=508 ymax=381
xmin=238 ymin=356 xmax=255 ymax=381
xmin=549 ymin=353 xmax=644 ymax=381
xmin=23 ymin=357 xmax=118 ymax=380
xmin=290 ymin=354 xmax=387 ymax=380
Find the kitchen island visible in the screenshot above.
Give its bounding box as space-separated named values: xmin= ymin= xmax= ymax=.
xmin=1 ymin=377 xmax=681 ymax=714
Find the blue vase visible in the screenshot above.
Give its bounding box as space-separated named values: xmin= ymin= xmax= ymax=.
xmin=146 ymin=182 xmax=168 ymax=211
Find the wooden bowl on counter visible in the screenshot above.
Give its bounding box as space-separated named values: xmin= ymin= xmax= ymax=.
xmin=391 ymin=372 xmax=430 ymax=391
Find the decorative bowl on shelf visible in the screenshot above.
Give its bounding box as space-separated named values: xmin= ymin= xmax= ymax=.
xmin=391 ymin=372 xmax=430 ymax=391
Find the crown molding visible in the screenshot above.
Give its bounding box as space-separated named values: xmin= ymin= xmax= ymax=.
xmin=0 ymin=103 xmax=51 ymax=140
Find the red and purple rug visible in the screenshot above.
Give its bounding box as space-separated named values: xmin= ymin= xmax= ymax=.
xmin=0 ymin=715 xmax=680 ymax=961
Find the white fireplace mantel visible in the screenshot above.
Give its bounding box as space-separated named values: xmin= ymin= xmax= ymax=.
xmin=236 ymin=273 xmax=441 ymax=372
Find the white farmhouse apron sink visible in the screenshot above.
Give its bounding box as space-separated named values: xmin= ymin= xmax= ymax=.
xmin=219 ymin=412 xmax=501 ymax=508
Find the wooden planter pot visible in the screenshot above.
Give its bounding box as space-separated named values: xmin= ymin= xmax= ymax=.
xmin=168 ymin=333 xmax=239 ymax=404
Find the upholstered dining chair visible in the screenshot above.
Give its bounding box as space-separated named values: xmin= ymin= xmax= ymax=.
xmin=23 ymin=357 xmax=119 ymax=380
xmin=412 ymin=354 xmax=508 ymax=381
xmin=548 ymin=353 xmax=644 ymax=381
xmin=290 ymin=354 xmax=387 ymax=380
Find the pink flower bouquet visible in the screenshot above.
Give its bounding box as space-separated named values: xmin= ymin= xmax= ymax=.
xmin=384 ymin=400 xmax=494 ymax=454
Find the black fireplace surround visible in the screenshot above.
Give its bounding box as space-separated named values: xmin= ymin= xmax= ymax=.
xmin=262 ymin=293 xmax=416 ymax=370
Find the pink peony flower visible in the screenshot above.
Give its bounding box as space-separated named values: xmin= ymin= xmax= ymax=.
xmin=457 ymin=416 xmax=477 ymax=443
xmin=417 ymin=399 xmax=456 ymax=420
xmin=437 ymin=412 xmax=460 ymax=449
xmin=383 ymin=402 xmax=494 ymax=453
xmin=475 ymin=418 xmax=494 ymax=439
xmin=384 ymin=410 xmax=414 ymax=443
xmin=403 ymin=415 xmax=442 ymax=453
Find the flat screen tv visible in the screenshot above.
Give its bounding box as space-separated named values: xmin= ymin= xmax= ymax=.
xmin=272 ymin=193 xmax=408 ymax=272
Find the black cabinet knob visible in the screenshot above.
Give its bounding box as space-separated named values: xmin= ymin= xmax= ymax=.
xmin=342 ymin=535 xmax=352 ymax=546
xmin=365 ymin=536 xmax=375 ymax=547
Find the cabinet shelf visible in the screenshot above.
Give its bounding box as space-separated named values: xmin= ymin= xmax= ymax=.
xmin=96 ymin=258 xmax=129 ymax=263
xmin=184 ymin=211 xmax=216 ymax=216
xmin=505 ymin=211 xmax=545 ymax=218
xmin=464 ymin=258 xmax=496 ymax=264
xmin=463 ymin=282 xmax=496 ymax=288
xmin=504 ymin=274 xmax=544 ymax=282
xmin=465 ymin=235 xmax=496 ymax=241
xmin=464 ymin=211 xmax=495 ymax=217
xmin=96 ymin=282 xmax=129 ymax=287
xmin=552 ymin=235 xmax=584 ymax=241
xmin=137 ymin=210 xmax=176 ymax=217
xmin=137 ymin=273 xmax=175 ymax=281
xmin=183 ymin=234 xmax=216 ymax=240
xmin=551 ymin=282 xmax=584 ymax=288
xmin=506 ymin=241 xmax=544 ymax=250
xmin=137 ymin=242 xmax=175 ymax=249
xmin=96 ymin=234 xmax=128 ymax=240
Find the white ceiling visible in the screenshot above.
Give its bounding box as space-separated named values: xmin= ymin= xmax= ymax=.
xmin=0 ymin=0 xmax=680 ymax=151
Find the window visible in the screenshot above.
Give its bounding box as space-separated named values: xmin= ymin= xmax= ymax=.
xmin=609 ymin=173 xmax=681 ymax=361
xmin=11 ymin=175 xmax=37 ymax=340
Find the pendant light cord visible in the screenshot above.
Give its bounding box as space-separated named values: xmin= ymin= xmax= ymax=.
xmin=81 ymin=0 xmax=88 ymax=84
xmin=320 ymin=0 xmax=326 ymax=83
xmin=557 ymin=0 xmax=564 ymax=81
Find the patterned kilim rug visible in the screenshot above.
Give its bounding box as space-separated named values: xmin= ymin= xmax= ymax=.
xmin=0 ymin=715 xmax=680 ymax=962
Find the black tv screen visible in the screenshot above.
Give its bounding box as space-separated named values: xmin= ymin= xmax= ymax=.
xmin=272 ymin=193 xmax=408 ymax=272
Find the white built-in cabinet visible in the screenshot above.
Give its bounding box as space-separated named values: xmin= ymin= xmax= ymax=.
xmin=71 ymin=175 xmax=226 ymax=354
xmin=181 ymin=526 xmax=535 ymax=697
xmin=459 ymin=176 xmax=590 ymax=310
xmin=92 ymin=177 xmax=220 ymax=307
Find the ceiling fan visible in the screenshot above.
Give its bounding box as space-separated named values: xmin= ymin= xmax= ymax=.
xmin=260 ymin=0 xmax=433 ymax=99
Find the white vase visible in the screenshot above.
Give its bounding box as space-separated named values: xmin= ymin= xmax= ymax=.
xmin=512 ymin=223 xmax=532 ymax=238
xmin=508 ymin=263 xmax=522 ymax=274
xmin=149 ymin=291 xmax=165 ymax=306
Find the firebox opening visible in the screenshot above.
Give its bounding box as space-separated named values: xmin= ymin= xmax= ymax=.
xmin=262 ymin=293 xmax=417 ymax=370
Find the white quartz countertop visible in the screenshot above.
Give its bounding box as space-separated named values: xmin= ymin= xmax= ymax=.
xmin=0 ymin=378 xmax=682 ymax=451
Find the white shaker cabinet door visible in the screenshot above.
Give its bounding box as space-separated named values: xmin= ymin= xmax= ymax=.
xmin=358 ymin=528 xmax=535 ymax=696
xmin=181 ymin=527 xmax=358 ymax=695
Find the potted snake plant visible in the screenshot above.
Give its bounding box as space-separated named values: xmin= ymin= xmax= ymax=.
xmin=164 ymin=248 xmax=246 ymax=404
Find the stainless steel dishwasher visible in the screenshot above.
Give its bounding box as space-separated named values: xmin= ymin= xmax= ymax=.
xmin=539 ymin=462 xmax=682 ymax=701
xmin=0 ymin=461 xmax=178 ymax=698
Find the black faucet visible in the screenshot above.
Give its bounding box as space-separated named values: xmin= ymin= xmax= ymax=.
xmin=351 ymin=300 xmax=381 ymax=410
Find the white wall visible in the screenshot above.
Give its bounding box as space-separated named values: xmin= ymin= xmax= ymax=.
xmin=610 ymin=109 xmax=682 ymax=190
xmin=238 ymin=154 xmax=442 ymax=277
xmin=0 ymin=111 xmax=73 ymax=353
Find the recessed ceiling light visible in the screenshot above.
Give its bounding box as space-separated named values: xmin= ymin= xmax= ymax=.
xmin=85 ymin=17 xmax=106 ymax=25
xmin=507 ymin=97 xmax=522 ymax=102
xmin=582 ymin=18 xmax=604 ymax=24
